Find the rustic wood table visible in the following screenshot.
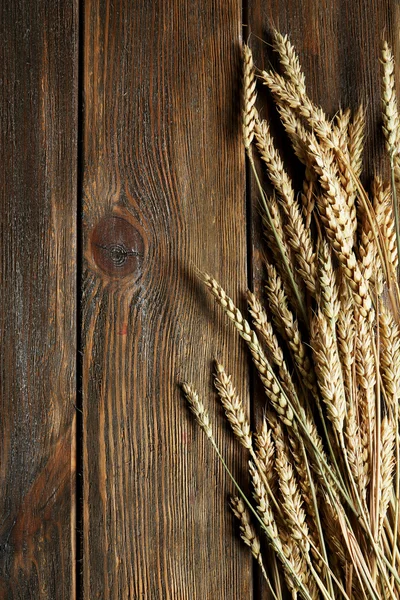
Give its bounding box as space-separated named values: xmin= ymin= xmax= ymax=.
xmin=1 ymin=0 xmax=397 ymax=597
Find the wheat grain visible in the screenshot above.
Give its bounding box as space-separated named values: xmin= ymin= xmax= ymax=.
xmin=261 ymin=70 xmax=340 ymax=151
xmin=276 ymin=103 xmax=310 ymax=165
xmin=308 ymin=134 xmax=354 ymax=246
xmin=334 ymin=108 xmax=357 ymax=237
xmin=316 ymin=197 xmax=372 ymax=319
xmin=287 ymin=431 xmax=322 ymax=564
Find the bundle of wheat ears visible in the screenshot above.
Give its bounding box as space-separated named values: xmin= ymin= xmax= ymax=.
xmin=182 ymin=30 xmax=400 ymax=600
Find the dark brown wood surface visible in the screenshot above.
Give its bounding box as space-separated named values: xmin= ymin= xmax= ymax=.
xmin=2 ymin=0 xmax=400 ymax=598
xmin=80 ymin=1 xmax=251 ymax=598
xmin=0 ymin=1 xmax=78 ymax=598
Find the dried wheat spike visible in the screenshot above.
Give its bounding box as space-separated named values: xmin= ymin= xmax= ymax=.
xmin=279 ymin=534 xmax=303 ymax=598
xmin=276 ymin=103 xmax=310 ymax=165
xmin=336 ymin=282 xmax=355 ymax=402
xmin=318 ymin=239 xmax=340 ymax=322
xmin=379 ymin=302 xmax=400 ymax=409
xmin=358 ymin=179 xmax=387 ymax=291
xmin=230 ymin=496 xmax=263 ymax=564
xmin=261 ymin=70 xmax=340 ymax=151
xmin=301 ymin=169 xmax=316 ymax=228
xmin=321 ymin=499 xmax=347 ymax=566
xmin=378 ymin=416 xmax=396 ymax=538
xmin=248 ymin=291 xmax=300 ymax=406
xmin=311 ymin=311 xmax=346 ymax=434
xmin=280 ymin=530 xmax=319 ymax=600
xmin=273 ymin=420 xmax=310 ymax=550
xmin=312 ymin=182 xmax=372 ymax=319
xmin=271 ymin=29 xmax=306 ymax=96
xmin=381 ymin=41 xmax=400 ymax=156
xmin=348 ymin=103 xmax=365 ymax=180
xmin=204 ymin=274 xmax=294 ymax=426
xmin=181 ymin=383 xmax=213 ymax=439
xmin=261 ymin=192 xmax=288 ymax=261
xmin=334 ymin=108 xmax=351 ymax=149
xmin=334 ymin=109 xmax=358 ymax=237
xmin=254 ymin=119 xmax=293 ymax=200
xmin=345 ymin=407 xmax=369 ymax=506
xmin=355 ymin=315 xmax=376 ymax=468
xmin=308 ymin=134 xmax=354 ymax=246
xmin=249 ymin=461 xmax=282 ymax=551
xmin=255 ymin=120 xmax=317 ymax=296
xmin=254 ymin=416 xmax=276 ymax=488
xmin=260 ymin=193 xmax=305 ymax=307
xmin=214 ymin=361 xmax=252 ymax=449
xmin=265 ymin=263 xmax=318 ymax=394
xmin=242 ymin=45 xmax=257 ymax=151
xmin=373 ymin=177 xmax=398 ymax=279
xmin=358 ymin=217 xmax=376 ymax=285
xmin=287 ymin=431 xmax=322 ymax=568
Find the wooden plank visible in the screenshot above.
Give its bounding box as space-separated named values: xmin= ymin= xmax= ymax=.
xmin=81 ymin=0 xmax=251 ymax=598
xmin=246 ymin=2 xmax=400 ymax=598
xmin=0 ymin=1 xmax=78 ymax=598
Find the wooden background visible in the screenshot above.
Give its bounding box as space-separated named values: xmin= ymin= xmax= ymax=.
xmin=0 ymin=0 xmax=399 ymax=598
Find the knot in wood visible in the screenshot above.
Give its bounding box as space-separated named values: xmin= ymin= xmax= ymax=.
xmin=91 ymin=216 xmax=144 ymax=278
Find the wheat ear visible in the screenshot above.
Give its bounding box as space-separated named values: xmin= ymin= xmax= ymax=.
xmin=379 ymin=416 xmax=396 ymax=538
xmin=181 ymin=383 xmax=213 ymax=439
xmin=204 ymin=274 xmax=294 ymax=426
xmin=348 ymin=103 xmax=365 ymax=180
xmin=271 ymin=29 xmax=306 ymax=95
xmin=381 ymin=41 xmax=400 ymax=157
xmin=242 ymin=44 xmax=257 ymax=151
xmin=214 ymin=362 xmax=252 ymax=449
xmin=247 ymin=291 xmax=301 ymax=407
xmin=230 ymin=496 xmax=268 ymax=572
xmin=311 ymin=311 xmax=347 ymax=435
xmin=264 ymin=263 xmax=317 ymax=394
xmin=254 ymin=119 xmax=317 ymax=295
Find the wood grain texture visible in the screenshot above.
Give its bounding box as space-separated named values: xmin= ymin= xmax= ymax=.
xmin=246 ymin=2 xmax=400 ymax=597
xmin=81 ymin=1 xmax=251 ymax=598
xmin=0 ymin=1 xmax=78 ymax=598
